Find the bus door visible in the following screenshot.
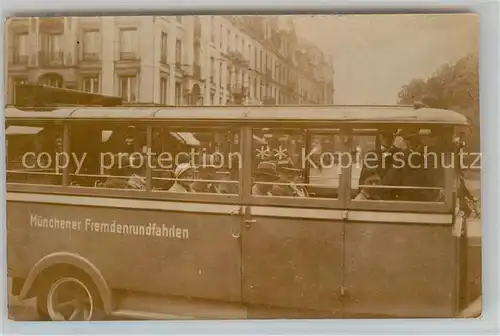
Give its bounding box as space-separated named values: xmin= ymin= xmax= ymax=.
xmin=342 ymin=126 xmax=457 ymax=317
xmin=241 ymin=128 xmax=346 ymax=317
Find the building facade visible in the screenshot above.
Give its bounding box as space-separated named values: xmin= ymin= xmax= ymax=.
xmin=5 ymin=16 xmax=334 ymax=106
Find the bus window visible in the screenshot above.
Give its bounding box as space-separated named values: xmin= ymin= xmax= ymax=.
xmin=151 ymin=127 xmax=240 ymax=195
xmin=251 ymin=128 xmax=339 ymax=199
xmin=350 ymin=128 xmax=446 ymax=203
xmin=6 ymin=122 xmax=63 ymax=186
xmin=68 ymin=122 xmax=148 ymax=190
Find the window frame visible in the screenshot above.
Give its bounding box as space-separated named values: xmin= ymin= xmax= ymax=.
xmin=5 ymin=119 xmax=66 ymax=186
xmin=82 ymin=75 xmax=100 ymax=94
xmin=118 ymin=75 xmax=138 ymax=103
xmin=118 ymin=28 xmax=138 ymax=55
xmin=343 ymin=124 xmax=454 ymax=213
xmin=244 ymin=124 xmax=348 ymax=210
xmin=6 ymin=118 xmax=457 ymax=214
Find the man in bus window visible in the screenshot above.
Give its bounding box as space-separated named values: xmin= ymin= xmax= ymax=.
xmin=191 ymin=165 xmax=222 ymax=194
xmin=272 ymin=159 xmax=308 ymax=197
xmin=355 ymin=167 xmax=382 ymax=201
xmin=168 ymin=163 xmax=196 ymax=193
xmin=252 ymin=161 xmax=280 ymax=196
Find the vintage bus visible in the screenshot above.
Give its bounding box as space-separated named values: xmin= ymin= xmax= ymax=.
xmin=5 ymin=104 xmax=481 ymax=320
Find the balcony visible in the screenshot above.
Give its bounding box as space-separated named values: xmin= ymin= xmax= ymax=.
xmin=232 ymin=84 xmax=248 ymax=96
xmin=119 ymin=52 xmax=139 ymax=61
xmin=231 ymin=85 xmax=248 ymax=105
xmin=262 ymin=96 xmax=277 ymax=105
xmin=227 ymin=50 xmax=248 ymax=68
xmin=38 ymin=51 xmax=66 ymax=67
xmin=10 ymin=54 xmax=29 ymax=65
xmin=81 ymin=53 xmax=100 ymax=62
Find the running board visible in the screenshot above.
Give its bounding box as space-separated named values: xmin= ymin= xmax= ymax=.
xmin=113 ymin=292 xmax=248 ymax=319
xmin=110 ymin=310 xmax=196 ymax=320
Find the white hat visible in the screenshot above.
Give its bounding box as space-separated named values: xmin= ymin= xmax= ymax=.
xmin=174 ymin=163 xmax=195 ymax=178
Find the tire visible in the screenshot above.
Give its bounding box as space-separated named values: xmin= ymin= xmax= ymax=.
xmin=36 ymin=289 xmax=50 ymax=320
xmin=36 ymin=272 xmax=104 ymax=321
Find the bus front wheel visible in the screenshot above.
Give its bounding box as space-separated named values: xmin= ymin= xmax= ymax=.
xmin=37 ymin=272 xmax=103 ymax=321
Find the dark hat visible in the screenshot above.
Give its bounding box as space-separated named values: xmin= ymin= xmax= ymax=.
xmin=277 ymin=159 xmax=303 ymax=174
xmin=254 ymin=161 xmax=280 ymax=181
xmin=359 ymin=167 xmax=381 ymax=185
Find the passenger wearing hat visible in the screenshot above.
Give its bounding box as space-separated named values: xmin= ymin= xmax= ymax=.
xmin=354 ymin=167 xmax=382 ymax=201
xmin=191 ymin=165 xmax=222 ymax=194
xmin=104 ymin=153 xmax=146 ymax=190
xmin=271 ymin=159 xmax=308 ymax=198
xmin=252 ymin=161 xmax=280 ymax=196
xmin=168 ymin=162 xmax=196 ymax=193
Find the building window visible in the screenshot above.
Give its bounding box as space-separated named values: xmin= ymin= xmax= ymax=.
xmin=82 ymin=30 xmax=101 ymax=61
xmin=119 ymin=75 xmax=138 ymax=102
xmin=175 ymin=82 xmax=182 ymax=105
xmin=210 ymin=17 xmax=215 ymax=44
xmin=160 ymin=76 xmax=168 ymax=105
xmin=175 ymin=39 xmax=182 ymax=67
xmin=176 ymin=16 xmax=182 ymax=23
xmin=219 ymin=61 xmax=224 ymax=87
xmin=82 ymin=75 xmax=100 ymax=94
xmin=13 ymin=33 xmax=28 ymax=64
xmin=220 ymin=25 xmax=224 ymax=48
xmin=248 ymin=44 xmax=252 ymax=68
xmin=227 ymin=29 xmax=230 ymax=52
xmin=119 ymin=28 xmax=138 ymax=59
xmin=40 ymin=33 xmax=62 ymax=62
xmin=161 ymin=32 xmax=168 ymax=63
xmin=39 ymin=74 xmax=63 ymax=88
xmin=210 ymin=57 xmax=215 ymax=83
xmin=9 ymin=77 xmax=27 ymax=104
xmin=254 ymin=77 xmax=258 ymax=100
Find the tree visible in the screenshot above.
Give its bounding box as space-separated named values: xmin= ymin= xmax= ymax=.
xmin=397 ymin=53 xmax=480 ymax=150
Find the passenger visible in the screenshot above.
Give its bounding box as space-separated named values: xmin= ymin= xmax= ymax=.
xmin=104 ymin=154 xmax=146 ymax=189
xmin=252 ymin=161 xmax=280 ymax=196
xmin=191 ymin=165 xmax=222 ymax=194
xmin=168 ymin=163 xmax=196 ymax=193
xmin=272 ymin=159 xmax=308 ymax=197
xmin=354 ymin=167 xmax=382 ymax=201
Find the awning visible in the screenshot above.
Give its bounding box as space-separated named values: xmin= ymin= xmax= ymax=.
xmin=253 ymin=135 xmax=267 ymax=145
xmin=102 ymin=130 xmax=113 ymax=142
xmin=5 ymin=125 xmax=43 ymax=135
xmin=170 ymin=132 xmax=200 ymax=146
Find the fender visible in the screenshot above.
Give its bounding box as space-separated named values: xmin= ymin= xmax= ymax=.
xmin=19 ymin=252 xmax=113 ymax=314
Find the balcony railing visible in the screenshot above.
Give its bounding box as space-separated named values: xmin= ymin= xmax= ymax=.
xmin=232 ymin=84 xmax=248 ymax=96
xmin=81 ymin=52 xmax=100 ymax=62
xmin=11 ymin=54 xmax=29 ymax=65
xmin=38 ymin=51 xmax=65 ymax=67
xmin=119 ymin=52 xmax=139 ymax=61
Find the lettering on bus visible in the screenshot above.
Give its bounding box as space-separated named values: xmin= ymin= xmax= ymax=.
xmin=29 ymin=214 xmax=189 ymax=239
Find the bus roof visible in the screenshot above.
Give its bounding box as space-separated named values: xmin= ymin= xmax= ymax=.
xmin=4 ymin=105 xmax=469 ymax=125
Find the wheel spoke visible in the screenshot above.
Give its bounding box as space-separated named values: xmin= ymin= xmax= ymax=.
xmin=47 ymin=277 xmax=94 ymax=321
xmin=55 ymin=299 xmax=76 ymax=310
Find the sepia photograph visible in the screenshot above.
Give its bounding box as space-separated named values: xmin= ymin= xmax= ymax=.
xmin=4 ymin=14 xmax=481 ymax=321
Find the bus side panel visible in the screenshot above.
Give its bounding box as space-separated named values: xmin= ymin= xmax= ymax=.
xmin=344 ymin=222 xmax=455 ymax=318
xmin=7 ymin=200 xmax=241 ymax=303
xmin=242 ymin=216 xmax=343 ymax=316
